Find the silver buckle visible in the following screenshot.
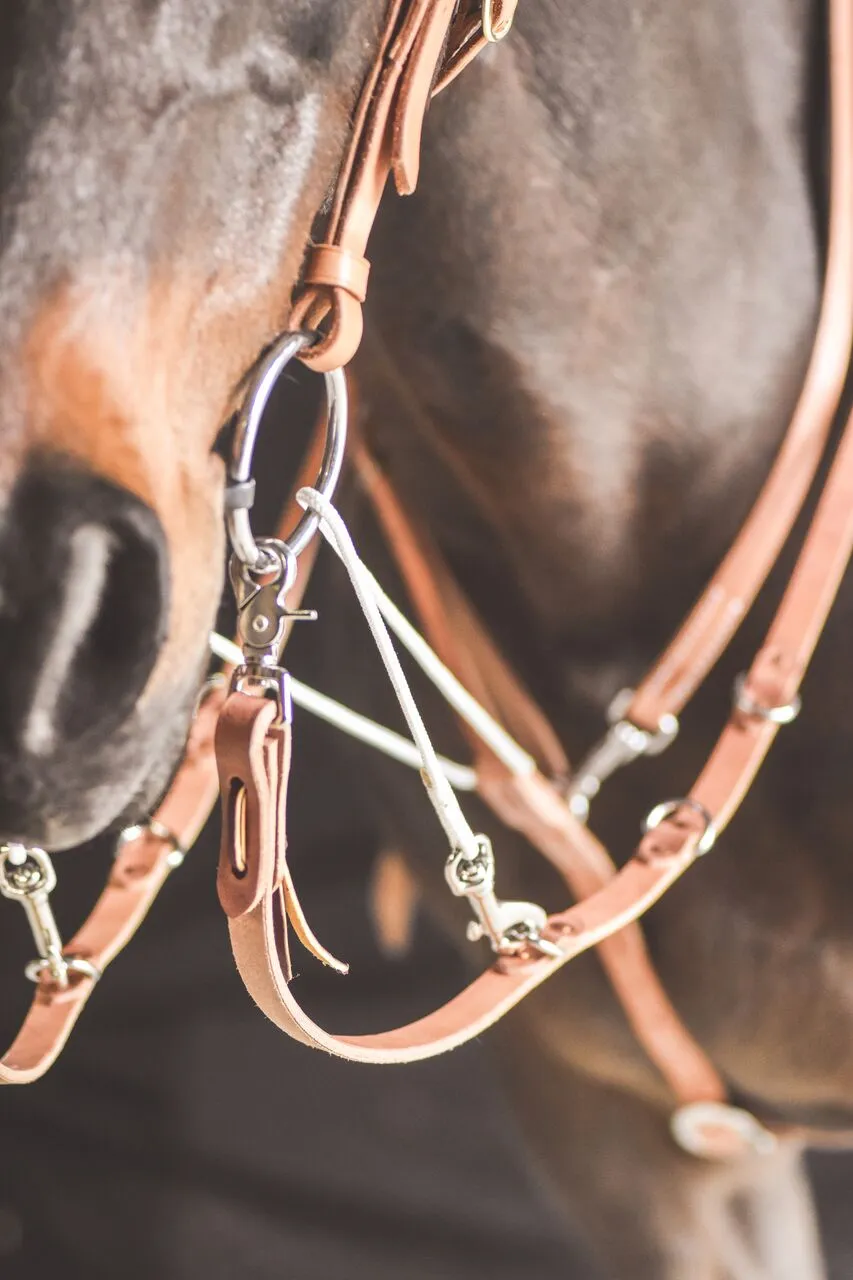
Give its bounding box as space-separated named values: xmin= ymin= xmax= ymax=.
xmin=567 ymin=688 xmax=679 ymax=822
xmin=0 ymin=844 xmax=100 ymax=987
xmin=445 ymin=835 xmax=562 ymax=959
xmin=642 ymin=797 xmax=717 ymax=856
xmin=733 ymin=672 xmax=801 ymax=725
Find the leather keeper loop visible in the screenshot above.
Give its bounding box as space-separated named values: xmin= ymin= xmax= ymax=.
xmin=303 ymin=245 xmax=371 ymax=303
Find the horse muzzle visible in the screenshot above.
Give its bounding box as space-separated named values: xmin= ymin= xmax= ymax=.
xmin=0 ymin=454 xmax=183 ymax=849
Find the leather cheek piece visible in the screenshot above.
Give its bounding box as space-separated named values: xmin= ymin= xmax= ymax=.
xmin=216 ymin=693 xmax=284 ymax=920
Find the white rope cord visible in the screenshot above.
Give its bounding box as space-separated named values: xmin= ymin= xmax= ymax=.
xmin=208 ymin=631 xmax=478 ymax=791
xmin=343 ymin=549 xmax=536 ymax=778
xmin=297 ymin=489 xmax=535 ymax=778
xmin=294 ymin=487 xmax=480 ymax=859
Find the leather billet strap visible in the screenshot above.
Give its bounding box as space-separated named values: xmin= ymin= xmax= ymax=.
xmin=627 ymin=0 xmax=853 ymax=734
xmin=291 ymin=0 xmax=517 ymax=372
xmin=215 ymin=691 xmax=347 ymax=974
xmin=0 ymin=686 xmax=224 ymax=1085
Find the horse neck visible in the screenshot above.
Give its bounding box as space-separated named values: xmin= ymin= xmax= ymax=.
xmin=360 ymin=0 xmax=821 ymax=701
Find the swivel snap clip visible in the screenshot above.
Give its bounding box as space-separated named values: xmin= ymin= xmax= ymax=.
xmin=445 ymin=835 xmax=562 ymax=960
xmin=229 ymin=540 xmax=315 ymax=717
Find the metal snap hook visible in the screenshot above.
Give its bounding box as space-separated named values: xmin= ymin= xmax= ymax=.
xmin=225 ymin=331 xmax=348 ymax=571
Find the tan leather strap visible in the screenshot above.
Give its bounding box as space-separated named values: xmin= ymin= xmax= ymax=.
xmin=627 ymin=0 xmax=853 ymax=733
xmin=0 ymin=685 xmax=223 ymax=1085
xmin=222 ymin=687 xmax=713 ymax=1063
xmin=215 ymin=690 xmax=348 ymax=973
xmin=290 ymin=0 xmax=510 ymax=372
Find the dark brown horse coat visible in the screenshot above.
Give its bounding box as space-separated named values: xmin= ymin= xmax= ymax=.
xmin=0 ymin=2 xmax=851 ymax=1277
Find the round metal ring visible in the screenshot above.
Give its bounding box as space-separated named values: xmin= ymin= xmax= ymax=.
xmin=642 ymin=797 xmax=717 ymax=856
xmin=117 ymin=819 xmax=186 ymax=868
xmin=733 ymin=672 xmax=801 ymax=726
xmin=482 ymin=0 xmax=514 ymax=41
xmin=0 ymin=845 xmax=55 ymax=899
xmin=226 ymin=330 xmax=348 ymax=570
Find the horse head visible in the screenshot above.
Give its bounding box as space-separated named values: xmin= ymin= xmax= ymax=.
xmin=0 ymin=1 xmax=382 ymax=849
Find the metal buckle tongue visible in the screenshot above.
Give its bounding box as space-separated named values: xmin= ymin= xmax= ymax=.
xmin=0 ymin=844 xmax=100 ymax=987
xmin=567 ymin=687 xmax=679 ymax=823
xmin=445 ymin=835 xmax=562 ymax=959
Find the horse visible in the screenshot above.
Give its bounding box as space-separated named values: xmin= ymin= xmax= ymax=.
xmin=0 ymin=1 xmax=851 ymax=1277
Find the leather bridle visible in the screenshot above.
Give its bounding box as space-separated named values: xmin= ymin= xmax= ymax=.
xmin=2 ymin=0 xmax=853 ymax=1164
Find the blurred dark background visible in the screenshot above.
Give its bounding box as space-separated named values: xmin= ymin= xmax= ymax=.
xmin=1 ymin=370 xmax=852 ymax=1279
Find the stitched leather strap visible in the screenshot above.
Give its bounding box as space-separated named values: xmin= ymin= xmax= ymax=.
xmin=0 ymin=686 xmax=223 ymax=1085
xmin=626 ymin=0 xmax=853 ymax=733
xmin=290 ymin=0 xmax=507 ymax=371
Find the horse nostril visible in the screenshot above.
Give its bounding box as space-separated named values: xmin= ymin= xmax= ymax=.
xmin=0 ymin=457 xmax=170 ymax=755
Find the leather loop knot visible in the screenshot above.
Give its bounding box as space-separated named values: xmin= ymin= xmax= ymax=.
xmin=292 ymin=246 xmax=370 ymax=371
xmin=290 ymin=287 xmax=365 ymax=373
xmin=303 ymin=245 xmax=371 ymax=303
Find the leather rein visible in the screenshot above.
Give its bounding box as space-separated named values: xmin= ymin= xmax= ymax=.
xmin=2 ymin=0 xmax=853 ymax=1163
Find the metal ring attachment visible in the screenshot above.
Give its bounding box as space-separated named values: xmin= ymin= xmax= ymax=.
xmin=25 ymin=955 xmax=101 ymax=985
xmin=482 ymin=0 xmax=515 ymax=41
xmin=117 ymin=820 xmax=186 ymax=869
xmin=642 ymin=798 xmax=717 ymax=856
xmin=733 ymin=672 xmax=801 ymax=726
xmin=226 ymin=330 xmax=348 ymax=571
